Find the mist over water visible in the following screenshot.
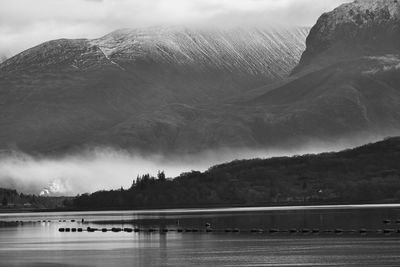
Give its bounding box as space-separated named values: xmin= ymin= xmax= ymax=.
xmin=0 ymin=135 xmax=388 ymax=196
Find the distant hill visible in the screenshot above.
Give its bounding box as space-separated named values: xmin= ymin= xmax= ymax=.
xmin=72 ymin=137 xmax=400 ymax=209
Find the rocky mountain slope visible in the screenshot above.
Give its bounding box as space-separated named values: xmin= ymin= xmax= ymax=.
xmin=243 ymin=0 xmax=400 ymax=147
xmin=294 ymin=0 xmax=400 ymax=73
xmin=0 ymin=27 xmax=308 ymax=154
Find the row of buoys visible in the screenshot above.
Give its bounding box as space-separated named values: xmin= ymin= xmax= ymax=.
xmin=58 ymin=227 xmax=400 ymax=234
xmin=383 ymin=219 xmax=400 ymax=224
xmin=59 ymin=228 xmax=83 ymax=232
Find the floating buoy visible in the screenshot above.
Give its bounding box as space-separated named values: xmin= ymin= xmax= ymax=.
xmin=289 ymin=228 xmax=297 ymax=233
xmin=71 ymin=228 xmax=77 ymax=232
xmin=71 ymin=220 xmax=76 ymax=222
xmin=65 ymin=228 xmax=71 ymax=232
xmin=232 ymin=228 xmax=240 ymax=233
xmin=335 ymin=229 xmax=343 ymax=234
xmin=359 ymin=228 xmax=367 ymax=233
xmin=301 ymin=228 xmax=311 ymax=233
xmin=312 ymin=228 xmax=320 ymax=233
xmin=177 ymin=229 xmax=183 ymax=232
xmin=383 ymin=219 xmax=391 ymax=224
xmin=205 ymin=223 xmax=211 ymax=228
xmin=250 ymin=228 xmax=263 ymax=233
xmin=101 ymin=228 xmax=108 ymax=232
xmin=59 ymin=228 xmax=65 ymax=232
xmin=205 ymin=228 xmax=213 ymax=232
xmin=224 ymin=228 xmax=232 ymax=233
xmin=383 ymin=229 xmax=395 ymax=234
xmin=124 ymin=228 xmax=132 ymax=232
xmin=134 ymin=228 xmax=140 ymax=232
xmin=77 ymin=228 xmax=83 ymax=232
xmin=269 ymin=229 xmax=279 ymax=233
xmin=111 ymin=228 xmax=121 ymax=232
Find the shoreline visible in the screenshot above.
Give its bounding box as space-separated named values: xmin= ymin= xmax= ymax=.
xmin=1 ymin=201 xmax=400 ymax=215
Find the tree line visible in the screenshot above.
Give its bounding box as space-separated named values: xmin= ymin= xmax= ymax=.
xmin=70 ymin=137 xmax=400 ymax=209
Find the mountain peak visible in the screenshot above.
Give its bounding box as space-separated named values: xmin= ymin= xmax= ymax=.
xmin=294 ymin=0 xmax=400 ymax=73
xmin=334 ymin=0 xmax=400 ymax=24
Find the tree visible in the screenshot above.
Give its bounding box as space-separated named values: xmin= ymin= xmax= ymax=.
xmin=2 ymin=197 xmax=8 ymax=206
xmin=157 ymin=170 xmax=166 ymax=181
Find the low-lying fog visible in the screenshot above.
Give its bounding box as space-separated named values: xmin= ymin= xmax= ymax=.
xmin=0 ymin=136 xmax=386 ymax=196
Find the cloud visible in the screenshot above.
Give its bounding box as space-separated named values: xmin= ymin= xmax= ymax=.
xmin=0 ymin=146 xmax=331 ymax=196
xmin=0 ymin=0 xmax=351 ymax=58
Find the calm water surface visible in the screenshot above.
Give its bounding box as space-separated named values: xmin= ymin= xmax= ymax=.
xmin=1 ymin=204 xmax=400 ymax=266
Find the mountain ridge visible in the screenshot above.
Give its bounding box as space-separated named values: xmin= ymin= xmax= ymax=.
xmin=1 ymin=26 xmax=309 ymax=79
xmin=0 ymin=26 xmax=309 ymax=154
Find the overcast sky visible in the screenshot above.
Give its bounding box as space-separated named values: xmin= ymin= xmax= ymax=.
xmin=0 ymin=0 xmax=350 ymax=58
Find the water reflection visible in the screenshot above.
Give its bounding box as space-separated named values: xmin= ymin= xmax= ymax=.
xmin=1 ymin=205 xmax=400 ymax=266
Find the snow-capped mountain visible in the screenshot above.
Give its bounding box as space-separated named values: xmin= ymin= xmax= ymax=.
xmin=90 ymin=27 xmax=308 ymax=78
xmin=2 ymin=0 xmax=400 ymax=156
xmin=0 ymin=26 xmax=308 ymax=154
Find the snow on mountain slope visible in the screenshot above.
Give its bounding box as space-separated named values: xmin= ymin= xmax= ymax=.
xmin=0 ymin=26 xmax=308 ymax=79
xmin=90 ymin=27 xmax=308 ymax=79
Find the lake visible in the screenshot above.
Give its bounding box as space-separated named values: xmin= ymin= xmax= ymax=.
xmin=1 ymin=204 xmax=400 ymax=266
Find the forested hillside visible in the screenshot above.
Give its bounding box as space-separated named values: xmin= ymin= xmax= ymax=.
xmin=72 ymin=137 xmax=400 ymax=209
